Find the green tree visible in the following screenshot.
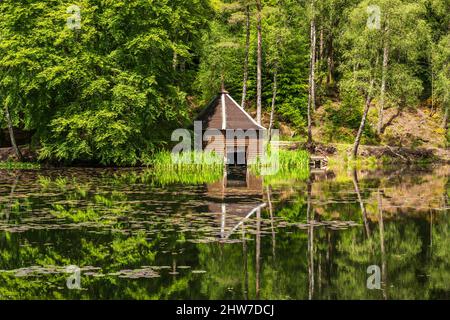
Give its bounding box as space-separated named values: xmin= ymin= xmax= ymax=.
xmin=0 ymin=0 xmax=213 ymax=165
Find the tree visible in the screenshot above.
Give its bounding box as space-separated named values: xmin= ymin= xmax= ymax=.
xmin=0 ymin=0 xmax=213 ymax=165
xmin=340 ymin=0 xmax=429 ymax=158
xmin=265 ymin=6 xmax=289 ymax=139
xmin=307 ymin=0 xmax=317 ymax=145
xmin=242 ymin=2 xmax=252 ymax=109
xmin=373 ymin=0 xmax=429 ymax=134
xmin=2 ymin=104 xmax=23 ymax=161
xmin=255 ymin=0 xmax=263 ymax=125
xmin=432 ymin=34 xmax=450 ymax=130
xmin=339 ymin=1 xmax=382 ymax=158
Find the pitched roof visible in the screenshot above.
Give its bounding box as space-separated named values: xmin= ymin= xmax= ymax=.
xmin=196 ymin=90 xmax=266 ymax=131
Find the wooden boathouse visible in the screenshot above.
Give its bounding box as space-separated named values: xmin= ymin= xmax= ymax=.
xmin=196 ymin=88 xmax=266 ymax=165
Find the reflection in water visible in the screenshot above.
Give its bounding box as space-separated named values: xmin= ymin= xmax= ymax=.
xmin=0 ymin=165 xmax=448 ymax=299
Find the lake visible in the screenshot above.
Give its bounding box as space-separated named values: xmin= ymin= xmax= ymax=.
xmin=0 ymin=165 xmax=448 ymax=299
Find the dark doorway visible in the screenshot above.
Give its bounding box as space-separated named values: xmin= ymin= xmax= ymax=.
xmin=227 ymin=146 xmax=247 ymax=166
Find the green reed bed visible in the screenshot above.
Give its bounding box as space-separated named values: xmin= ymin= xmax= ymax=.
xmin=113 ymin=149 xmax=309 ymax=186
xmin=251 ymin=149 xmax=310 ymax=184
xmin=143 ymin=151 xmax=225 ymax=186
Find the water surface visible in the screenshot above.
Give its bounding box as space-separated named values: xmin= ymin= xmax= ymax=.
xmin=0 ymin=165 xmax=448 ymax=299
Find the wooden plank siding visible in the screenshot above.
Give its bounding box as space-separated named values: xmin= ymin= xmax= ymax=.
xmin=203 ymin=131 xmax=264 ymax=164
xmin=196 ymin=90 xmax=266 ymax=164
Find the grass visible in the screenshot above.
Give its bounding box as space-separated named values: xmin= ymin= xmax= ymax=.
xmin=107 ymin=150 xmax=225 ymax=186
xmin=139 ymin=149 xmax=310 ymax=186
xmin=144 ymin=150 xmax=225 ymax=185
xmin=149 ymin=150 xmax=224 ymax=172
xmin=251 ymin=149 xmax=310 ymax=184
xmin=0 ymin=161 xmax=41 ymax=170
xmin=143 ymin=168 xmax=224 ymax=186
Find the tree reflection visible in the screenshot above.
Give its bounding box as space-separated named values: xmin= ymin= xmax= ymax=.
xmin=0 ymin=167 xmax=448 ymax=299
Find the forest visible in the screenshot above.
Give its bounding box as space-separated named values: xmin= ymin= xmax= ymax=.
xmin=0 ymin=0 xmax=449 ymax=166
xmin=0 ymin=0 xmax=449 ymax=302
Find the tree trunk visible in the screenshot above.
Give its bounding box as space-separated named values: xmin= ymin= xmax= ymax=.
xmin=352 ymin=79 xmax=374 ymax=159
xmin=352 ymin=169 xmax=371 ymax=238
xmin=326 ymin=37 xmax=334 ymax=85
xmin=309 ymin=2 xmax=316 ymax=112
xmin=378 ymin=34 xmax=389 ymax=135
xmin=307 ymin=0 xmax=316 ymax=145
xmin=256 ymin=0 xmax=263 ymax=125
xmin=269 ymin=65 xmax=278 ymax=141
xmin=442 ymin=104 xmax=448 ymax=130
xmin=307 ymin=179 xmax=314 ymax=300
xmin=3 ymin=105 xmax=23 ymax=161
xmin=319 ymin=28 xmax=324 ymax=63
xmin=378 ymin=189 xmax=388 ymax=300
xmin=241 ymin=5 xmax=251 ymax=109
xmin=255 ymin=207 xmax=261 ymax=299
xmin=172 ymin=51 xmax=178 ymax=70
xmin=318 ymin=28 xmax=324 ymax=84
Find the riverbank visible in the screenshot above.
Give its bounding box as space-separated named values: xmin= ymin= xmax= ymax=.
xmin=278 ymin=141 xmax=450 ymax=169
xmin=1 ymin=142 xmax=448 ymax=170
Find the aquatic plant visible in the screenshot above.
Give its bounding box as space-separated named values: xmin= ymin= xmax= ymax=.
xmin=251 ymin=149 xmax=310 ymax=184
xmin=38 ymin=176 xmax=52 ymax=190
xmin=149 ymin=151 xmax=224 ymax=170
xmin=142 ymin=168 xmax=224 ymax=186
xmin=141 ymin=150 xmax=225 ymax=186
xmin=54 ymin=177 xmax=69 ymax=190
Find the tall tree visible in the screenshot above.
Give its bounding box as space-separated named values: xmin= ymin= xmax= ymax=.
xmin=374 ymin=0 xmax=429 ymax=134
xmin=3 ymin=105 xmax=23 ymax=161
xmin=432 ymin=34 xmax=450 ymax=130
xmin=352 ymin=77 xmax=375 ymax=158
xmin=241 ymin=4 xmax=251 ymax=109
xmin=256 ymin=0 xmax=263 ymax=125
xmin=307 ymin=0 xmax=316 ymax=145
xmin=265 ymin=6 xmax=289 ymax=139
xmin=377 ymin=27 xmax=389 ymax=135
xmin=0 ymin=0 xmax=213 ymax=165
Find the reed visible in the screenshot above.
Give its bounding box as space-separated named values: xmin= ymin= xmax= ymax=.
xmin=140 ymin=150 xmax=225 ymax=185
xmin=251 ymin=149 xmax=310 ymax=183
xmin=149 ymin=150 xmax=224 ymax=171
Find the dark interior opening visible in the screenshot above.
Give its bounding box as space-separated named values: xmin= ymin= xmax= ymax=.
xmin=227 ymin=147 xmax=247 ymax=166
xmin=226 ymin=166 xmax=247 ymax=187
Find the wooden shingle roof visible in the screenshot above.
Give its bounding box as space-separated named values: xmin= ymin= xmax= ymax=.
xmin=196 ymin=90 xmax=266 ymax=131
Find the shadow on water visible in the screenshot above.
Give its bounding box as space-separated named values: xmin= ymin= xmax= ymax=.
xmin=0 ymin=164 xmax=448 ymax=299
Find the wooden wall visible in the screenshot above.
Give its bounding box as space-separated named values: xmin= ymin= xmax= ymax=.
xmin=203 ymin=130 xmax=264 ymax=164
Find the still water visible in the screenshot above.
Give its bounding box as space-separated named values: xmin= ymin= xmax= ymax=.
xmin=0 ymin=165 xmax=448 ymax=299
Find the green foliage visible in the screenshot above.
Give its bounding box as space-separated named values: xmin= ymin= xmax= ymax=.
xmin=323 ymin=92 xmax=377 ymax=144
xmin=0 ymin=0 xmax=213 ymax=165
xmin=251 ymin=149 xmax=310 ymax=184
xmin=0 ymin=0 xmax=448 ymax=165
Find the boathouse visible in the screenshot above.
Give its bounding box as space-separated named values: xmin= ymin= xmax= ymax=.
xmin=196 ymin=89 xmax=266 ymax=165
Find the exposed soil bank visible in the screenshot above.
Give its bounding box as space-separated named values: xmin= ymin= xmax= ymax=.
xmin=282 ymin=141 xmax=450 ymax=164
xmin=357 ymin=145 xmax=450 ymax=164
